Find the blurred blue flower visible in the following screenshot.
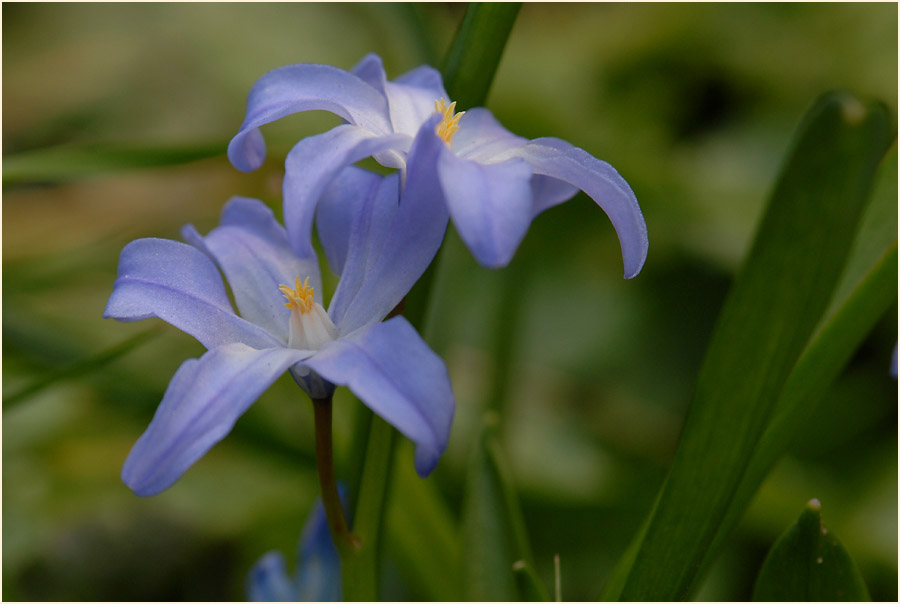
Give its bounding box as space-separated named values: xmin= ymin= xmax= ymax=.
xmin=228 ymin=53 xmax=648 ymax=272
xmin=105 ymin=167 xmax=454 ymax=496
xmin=247 ymin=492 xmax=342 ymax=602
xmin=891 ymin=343 xmax=897 ymax=379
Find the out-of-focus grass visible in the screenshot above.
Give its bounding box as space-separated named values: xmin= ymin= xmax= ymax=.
xmin=3 ymin=3 xmax=896 ymax=600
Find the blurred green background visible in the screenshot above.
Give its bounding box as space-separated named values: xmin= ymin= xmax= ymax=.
xmin=3 ymin=3 xmax=896 ymax=601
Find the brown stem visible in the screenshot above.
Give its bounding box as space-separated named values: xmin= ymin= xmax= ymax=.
xmin=312 ymin=396 xmax=361 ymax=554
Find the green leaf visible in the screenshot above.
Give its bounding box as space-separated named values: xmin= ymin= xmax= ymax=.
xmin=386 ymin=440 xmax=462 ymax=601
xmin=441 ymin=2 xmax=523 ymax=109
xmin=3 ymin=142 xmax=224 ymax=184
xmin=513 ymin=559 xmax=552 ymax=602
xmin=461 ymin=413 xmax=534 ymax=601
xmin=615 ymin=92 xmax=892 ymax=600
xmin=752 ymin=499 xmax=870 ymax=601
xmin=698 ymin=245 xmax=897 ymax=589
xmin=341 ymin=414 xmax=395 ymax=601
xmin=2 ymin=327 xmax=162 ymax=410
xmin=692 ymin=144 xmax=898 ymax=593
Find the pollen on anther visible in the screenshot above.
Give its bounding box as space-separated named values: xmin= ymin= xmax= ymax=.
xmin=435 ymin=98 xmax=465 ymax=145
xmin=279 ymin=276 xmax=315 ymax=313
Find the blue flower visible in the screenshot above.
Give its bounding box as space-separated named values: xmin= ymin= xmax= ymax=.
xmin=891 ymin=343 xmax=897 ymax=379
xmin=105 ymin=161 xmax=454 ymax=496
xmin=247 ymin=492 xmax=342 ymax=602
xmin=228 ymin=53 xmax=648 ymax=272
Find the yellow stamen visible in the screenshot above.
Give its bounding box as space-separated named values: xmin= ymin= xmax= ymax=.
xmin=279 ymin=276 xmax=315 ymax=314
xmin=435 ymin=98 xmax=465 ymax=146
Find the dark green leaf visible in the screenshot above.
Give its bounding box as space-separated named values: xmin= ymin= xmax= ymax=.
xmin=442 ymin=2 xmax=522 ymax=109
xmin=3 ymin=143 xmax=223 ymax=184
xmin=386 ymin=440 xmax=462 ymax=601
xmin=513 ymin=559 xmax=552 ymax=602
xmin=341 ymin=414 xmax=395 ymax=601
xmin=753 ymin=499 xmax=870 ymax=601
xmin=616 ymin=92 xmax=892 ymax=600
xmin=461 ymin=413 xmax=534 ymax=601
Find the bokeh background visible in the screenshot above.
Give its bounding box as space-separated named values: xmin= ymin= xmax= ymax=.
xmin=3 ymin=3 xmax=897 ymax=600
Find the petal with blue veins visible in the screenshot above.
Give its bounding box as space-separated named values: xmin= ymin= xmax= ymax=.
xmin=304 ymin=317 xmax=455 ymax=477
xmin=122 ymin=344 xmax=311 ymax=496
xmin=324 ymin=172 xmax=403 ymax=330
xmin=315 ymin=166 xmax=389 ymax=280
xmin=104 ymin=238 xmax=282 ymax=350
xmin=228 ymin=63 xmax=393 ymax=172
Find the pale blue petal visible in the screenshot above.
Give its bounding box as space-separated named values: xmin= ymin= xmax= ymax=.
xmin=438 ymin=150 xmax=534 ymax=269
xmin=530 ymin=174 xmax=579 ymax=214
xmin=248 ymin=552 xmax=297 ymax=602
xmin=508 ymin=137 xmax=649 ymax=279
xmin=295 ymin=492 xmax=342 ymax=602
xmin=103 ymin=238 xmax=281 ymax=350
xmin=349 ymin=53 xmax=447 ymax=138
xmin=282 ymin=125 xmax=409 ymax=260
xmin=333 ymin=114 xmax=449 ymax=333
xmin=350 ymin=52 xmax=388 ymax=95
xmin=122 ymin=344 xmax=311 ymax=496
xmin=184 ymin=197 xmax=321 ymax=342
xmin=315 ymin=166 xmax=383 ymax=277
xmin=325 ymin=172 xmax=402 ymax=330
xmin=304 ymin=317 xmax=455 ymax=477
xmin=452 ymin=107 xmax=527 ymax=162
xmin=384 ymin=64 xmax=448 ymax=138
xmin=228 ymin=63 xmax=392 ymax=172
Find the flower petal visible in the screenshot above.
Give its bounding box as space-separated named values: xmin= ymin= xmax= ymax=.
xmin=104 ymin=238 xmax=281 ymax=350
xmin=183 ymin=197 xmax=321 ymax=342
xmin=247 ymin=552 xmax=297 ymax=602
xmin=304 ymin=317 xmax=455 ymax=477
xmin=295 ymin=493 xmax=342 ymax=602
xmin=438 ymin=149 xmax=534 ymax=269
xmin=530 ymin=174 xmax=579 ymax=214
xmin=349 ymin=52 xmax=447 ymax=138
xmin=324 ymin=172 xmax=402 ymax=330
xmin=122 ymin=344 xmax=310 ymax=496
xmin=331 ymin=114 xmax=449 ymax=333
xmin=282 ymin=124 xmax=409 ymax=260
xmin=228 ymin=63 xmax=392 ymax=172
xmin=452 ymin=107 xmax=527 ymax=162
xmin=315 ymin=166 xmax=384 ymax=277
xmin=384 ymin=65 xmax=448 ymax=138
xmin=507 ymin=137 xmax=649 ymax=278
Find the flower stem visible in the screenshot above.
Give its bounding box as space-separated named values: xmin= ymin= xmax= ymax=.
xmin=312 ymin=395 xmax=360 ymax=556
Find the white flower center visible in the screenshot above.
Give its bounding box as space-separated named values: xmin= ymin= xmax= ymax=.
xmin=279 ymin=277 xmax=338 ymax=351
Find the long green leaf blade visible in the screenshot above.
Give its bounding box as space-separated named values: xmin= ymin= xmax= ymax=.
xmin=752 ymin=499 xmax=870 ymax=601
xmin=617 ymin=92 xmax=891 ymax=600
xmin=3 ymin=143 xmax=223 ymax=184
xmin=441 ymin=2 xmax=522 ymax=110
xmin=461 ymin=414 xmax=534 ymax=601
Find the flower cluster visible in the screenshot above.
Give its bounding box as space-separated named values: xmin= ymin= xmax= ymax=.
xmin=106 ymin=51 xmax=647 ymax=591
xmin=229 ymin=53 xmax=648 ymax=273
